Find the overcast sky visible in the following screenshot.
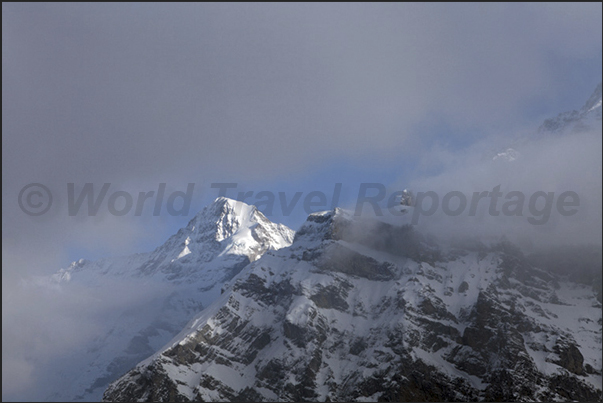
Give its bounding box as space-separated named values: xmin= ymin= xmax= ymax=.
xmin=2 ymin=3 xmax=602 ymax=400
xmin=3 ymin=3 xmax=602 ymax=265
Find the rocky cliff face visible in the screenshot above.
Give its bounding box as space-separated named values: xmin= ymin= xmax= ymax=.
xmin=103 ymin=209 xmax=602 ymax=402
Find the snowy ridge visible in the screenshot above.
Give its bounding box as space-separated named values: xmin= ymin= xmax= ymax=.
xmin=103 ymin=210 xmax=602 ymax=402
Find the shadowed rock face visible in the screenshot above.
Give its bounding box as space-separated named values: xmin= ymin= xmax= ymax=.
xmin=103 ymin=211 xmax=602 ymax=402
xmin=317 ymin=243 xmax=396 ymax=281
xmin=553 ymin=341 xmax=585 ymax=375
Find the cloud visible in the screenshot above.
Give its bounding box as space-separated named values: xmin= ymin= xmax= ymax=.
xmin=2 ymin=3 xmax=601 ymax=400
xmin=3 ymin=4 xmax=601 ymax=185
xmin=3 ymin=3 xmax=601 ymax=258
xmin=401 ymin=127 xmax=602 ymax=249
xmin=2 ymin=254 xmax=177 ymax=401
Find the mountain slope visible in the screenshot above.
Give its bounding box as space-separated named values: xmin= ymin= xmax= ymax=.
xmin=103 ymin=209 xmax=602 ymax=402
xmin=43 ymin=198 xmax=294 ymax=401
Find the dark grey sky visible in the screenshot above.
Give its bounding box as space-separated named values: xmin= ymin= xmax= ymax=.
xmin=3 ymin=3 xmax=601 ymax=260
xmin=2 ymin=4 xmax=602 ymax=400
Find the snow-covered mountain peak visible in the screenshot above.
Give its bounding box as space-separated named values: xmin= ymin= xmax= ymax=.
xmin=191 ymin=197 xmax=294 ymax=260
xmin=192 ymin=196 xmax=252 ymax=221
xmin=186 ymin=197 xmax=258 ymax=242
xmin=136 ymin=197 xmax=295 ymax=276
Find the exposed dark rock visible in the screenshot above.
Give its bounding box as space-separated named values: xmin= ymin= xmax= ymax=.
xmin=317 ymin=243 xmax=396 ymax=281
xmin=552 ymin=341 xmax=585 ymax=375
xmin=458 ymin=281 xmax=469 ymax=293
xmin=309 ymin=283 xmax=350 ymax=311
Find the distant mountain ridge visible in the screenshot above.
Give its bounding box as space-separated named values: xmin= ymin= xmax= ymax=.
xmin=490 ymin=82 xmax=601 ymax=162
xmin=538 ymin=83 xmax=602 ymax=135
